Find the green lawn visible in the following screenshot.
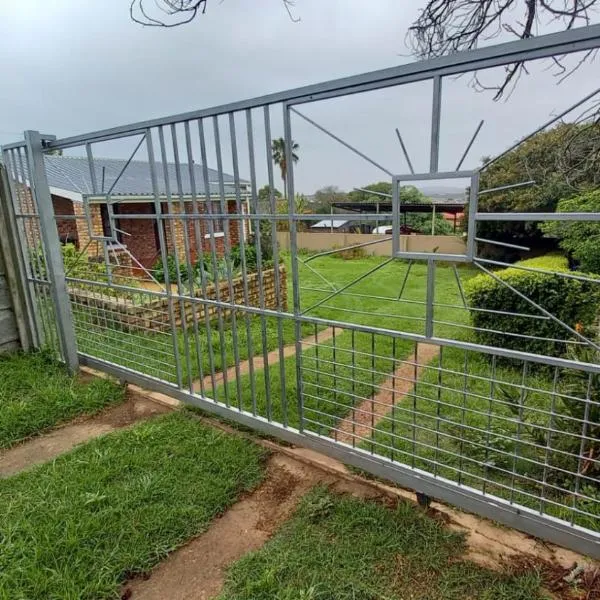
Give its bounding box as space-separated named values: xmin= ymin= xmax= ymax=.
xmin=218 ymin=487 xmax=545 ymax=600
xmin=211 ymin=256 xmax=475 ymax=432
xmin=0 ymin=412 xmax=266 ymax=599
xmin=0 ymin=351 xmax=125 ymax=449
xmin=74 ymin=303 xmax=314 ymax=388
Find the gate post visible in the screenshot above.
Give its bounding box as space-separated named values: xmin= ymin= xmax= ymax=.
xmin=24 ymin=131 xmax=79 ymax=373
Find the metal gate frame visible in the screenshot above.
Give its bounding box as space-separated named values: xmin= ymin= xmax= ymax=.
xmin=3 ymin=24 xmax=600 ymax=558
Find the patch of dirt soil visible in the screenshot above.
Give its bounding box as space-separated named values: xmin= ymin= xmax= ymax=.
xmin=0 ymin=394 xmax=169 ymax=477
xmin=503 ymin=555 xmax=600 ymax=600
xmin=123 ymin=454 xmax=335 ymax=600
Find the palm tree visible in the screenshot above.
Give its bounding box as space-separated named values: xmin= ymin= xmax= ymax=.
xmin=271 ymin=137 xmax=299 ymax=196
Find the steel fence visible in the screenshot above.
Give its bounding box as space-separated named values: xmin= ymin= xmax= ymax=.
xmin=2 ymin=25 xmax=600 ymax=558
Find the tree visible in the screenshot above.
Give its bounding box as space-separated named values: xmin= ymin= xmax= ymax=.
xmin=408 ymin=1 xmax=600 ymax=100
xmin=130 ymin=0 xmax=299 ymax=26
xmin=541 ymin=189 xmax=600 ymax=274
xmin=312 ymin=185 xmax=347 ymax=213
xmin=271 ymin=137 xmax=299 ymax=196
xmin=348 ymin=182 xmax=455 ymax=235
xmin=477 ymin=122 xmax=600 ymax=259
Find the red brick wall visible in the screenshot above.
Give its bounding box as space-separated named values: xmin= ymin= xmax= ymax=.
xmin=52 ymin=195 xmax=78 ymax=246
xmin=114 ymin=203 xmax=159 ymax=269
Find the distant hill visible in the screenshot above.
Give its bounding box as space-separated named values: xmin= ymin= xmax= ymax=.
xmin=419 ymin=186 xmax=466 ymax=201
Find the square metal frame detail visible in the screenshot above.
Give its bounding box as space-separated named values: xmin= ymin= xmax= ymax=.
xmin=392 ymin=170 xmax=478 ymax=262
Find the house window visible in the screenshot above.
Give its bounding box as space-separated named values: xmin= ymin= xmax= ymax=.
xmin=204 ymin=200 xmax=225 ymax=239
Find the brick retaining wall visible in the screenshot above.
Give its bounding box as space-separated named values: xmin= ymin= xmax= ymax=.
xmin=70 ymin=265 xmax=287 ymax=334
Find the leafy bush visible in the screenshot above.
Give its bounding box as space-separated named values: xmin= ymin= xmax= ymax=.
xmin=541 ymin=189 xmax=600 ymax=274
xmin=498 ymin=343 xmax=600 ymax=489
xmin=477 ymin=122 xmax=600 ymax=261
xmin=152 ymin=254 xmax=190 ymax=284
xmin=464 ymin=254 xmax=600 ymax=357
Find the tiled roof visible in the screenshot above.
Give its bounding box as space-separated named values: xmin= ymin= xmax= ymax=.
xmin=44 ymin=155 xmax=246 ymax=197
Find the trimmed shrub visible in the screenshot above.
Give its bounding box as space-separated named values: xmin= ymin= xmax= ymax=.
xmin=152 ymin=255 xmax=189 ymax=284
xmin=541 ymin=189 xmax=600 ymax=274
xmin=464 ymin=254 xmax=600 ymax=357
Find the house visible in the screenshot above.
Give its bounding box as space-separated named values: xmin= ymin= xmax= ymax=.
xmin=310 ymin=219 xmax=359 ymax=233
xmin=42 ymin=156 xmax=251 ymax=271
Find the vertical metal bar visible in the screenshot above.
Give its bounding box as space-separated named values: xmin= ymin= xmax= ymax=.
xmin=213 ymin=115 xmax=244 ymax=408
xmin=246 ymin=108 xmax=269 ymax=418
xmin=145 ymin=128 xmax=183 ymax=387
xmin=332 ymin=324 xmax=338 ymax=438
xmin=17 ymin=147 xmax=54 ymax=350
xmin=572 ymin=372 xmax=594 ymax=524
xmin=540 ymin=366 xmax=560 ymax=514
xmin=158 ymin=125 xmax=188 ymax=390
xmin=283 ymin=103 xmax=302 ymax=431
xmin=392 ymin=177 xmax=400 ymax=255
xmin=170 ymin=123 xmax=197 ymax=393
xmin=430 ymin=76 xmax=442 ymax=173
xmin=411 ymin=341 xmax=418 ymax=468
xmin=370 ymin=332 xmax=376 ymax=454
xmin=425 ymin=258 xmax=435 ymax=338
xmin=229 ymin=112 xmax=256 ymax=412
xmin=433 ymin=345 xmax=443 ymax=477
xmin=457 ymin=350 xmax=469 ymax=486
xmin=315 ymin=322 xmax=321 ymax=434
xmin=184 ymin=121 xmax=210 ymax=399
xmin=264 ymin=106 xmax=286 ymax=419
xmin=24 ymin=131 xmax=78 ymax=372
xmin=198 ymin=118 xmax=229 ymax=404
xmin=2 ymin=149 xmax=41 ymax=348
xmin=351 ymin=328 xmax=357 ymax=448
xmin=482 ymin=354 xmax=497 ymax=495
xmin=390 ymin=336 xmax=397 ymax=461
xmin=466 ymin=172 xmax=480 ymax=259
xmin=509 ymin=362 xmax=529 ymax=504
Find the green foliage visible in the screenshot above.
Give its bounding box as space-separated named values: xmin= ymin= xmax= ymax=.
xmin=464 ymin=254 xmax=600 ymax=356
xmin=152 ymin=254 xmax=190 ymax=284
xmin=257 ymin=185 xmax=282 ymax=213
xmin=498 ymin=343 xmax=600 ymax=489
xmin=541 ymin=189 xmax=600 ymax=274
xmin=347 ymin=182 xmax=455 ymax=235
xmin=478 ymin=123 xmax=600 ymax=259
xmin=0 ymin=351 xmax=125 ymax=449
xmin=0 ymin=412 xmax=265 ymax=599
xmin=311 ymin=185 xmax=347 ymax=214
xmin=219 ymin=488 xmax=544 ymax=600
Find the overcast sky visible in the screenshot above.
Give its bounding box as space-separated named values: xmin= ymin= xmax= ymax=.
xmin=1 ymin=1 xmax=598 ymax=194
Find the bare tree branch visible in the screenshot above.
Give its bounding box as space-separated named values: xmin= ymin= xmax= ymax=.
xmin=130 ymin=0 xmax=300 ymax=26
xmin=408 ymin=0 xmax=599 ymax=100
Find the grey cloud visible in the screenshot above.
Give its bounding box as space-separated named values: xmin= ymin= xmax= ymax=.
xmin=0 ymin=1 xmax=597 ymax=194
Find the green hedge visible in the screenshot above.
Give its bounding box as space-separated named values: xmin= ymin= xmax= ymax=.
xmin=464 ymin=254 xmax=600 ymax=357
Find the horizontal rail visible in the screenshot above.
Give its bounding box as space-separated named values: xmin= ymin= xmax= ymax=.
xmin=45 ymin=24 xmax=600 ymax=149
xmin=78 ymin=354 xmax=600 ymax=560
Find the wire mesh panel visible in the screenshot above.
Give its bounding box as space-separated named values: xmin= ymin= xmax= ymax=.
xmin=3 ymin=25 xmax=600 ymax=557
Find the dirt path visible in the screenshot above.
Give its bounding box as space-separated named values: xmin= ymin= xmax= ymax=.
xmin=124 ymin=453 xmax=348 ymax=600
xmin=193 ymin=327 xmax=339 ymax=394
xmin=335 ymin=343 xmax=440 ymax=445
xmin=0 ymin=395 xmax=170 ymax=477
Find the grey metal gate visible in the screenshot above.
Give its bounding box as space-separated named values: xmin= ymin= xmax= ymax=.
xmin=3 ymin=25 xmax=600 ymax=558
